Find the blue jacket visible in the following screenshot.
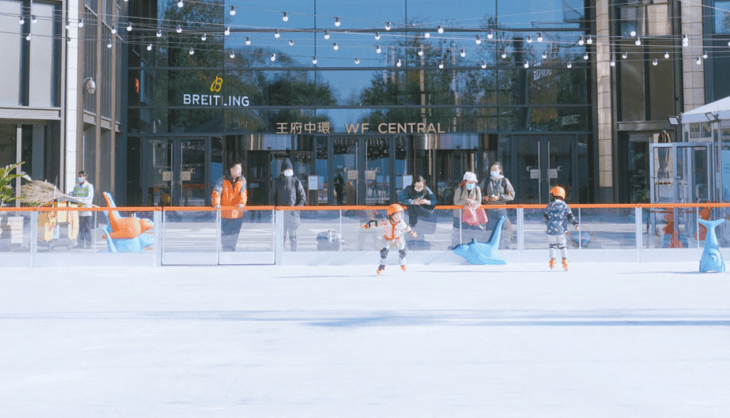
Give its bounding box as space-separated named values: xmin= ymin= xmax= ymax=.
xmin=544 ymin=199 xmax=578 ymax=235
xmin=400 ymin=185 xmax=436 ymax=209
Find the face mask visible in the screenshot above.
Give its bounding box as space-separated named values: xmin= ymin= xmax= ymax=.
xmin=466 ymin=183 xmax=475 ymax=190
xmin=490 ymin=171 xmax=500 ymax=179
xmin=284 ymin=169 xmax=293 ymax=177
xmin=414 ymin=186 xmax=423 ymax=192
xmin=78 ymin=177 xmax=84 ymax=184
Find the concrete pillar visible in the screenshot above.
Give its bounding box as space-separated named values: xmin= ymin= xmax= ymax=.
xmin=596 ymin=0 xmax=613 ymax=197
xmin=682 ymin=1 xmax=705 ymax=112
xmin=64 ymin=0 xmax=80 ymax=194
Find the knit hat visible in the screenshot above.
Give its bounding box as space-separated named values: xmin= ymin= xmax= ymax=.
xmin=281 ymin=158 xmax=293 ymax=172
xmin=463 ymin=171 xmax=477 ymax=182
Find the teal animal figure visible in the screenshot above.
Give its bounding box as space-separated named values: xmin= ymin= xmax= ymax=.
xmin=453 ymin=216 xmax=507 ymax=265
xmin=698 ymin=219 xmax=725 ymax=273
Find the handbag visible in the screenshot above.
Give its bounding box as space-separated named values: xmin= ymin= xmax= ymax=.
xmin=462 ymin=203 xmax=488 ymax=226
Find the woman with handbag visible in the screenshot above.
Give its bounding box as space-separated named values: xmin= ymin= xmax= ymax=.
xmin=451 ymin=171 xmax=487 ymax=248
xmin=480 ymin=162 xmax=515 ymax=246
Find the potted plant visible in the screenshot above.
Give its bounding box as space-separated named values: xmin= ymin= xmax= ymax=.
xmin=0 ymin=162 xmax=30 ymax=247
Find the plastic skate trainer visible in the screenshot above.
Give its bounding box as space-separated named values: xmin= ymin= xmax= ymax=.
xmin=453 ymin=216 xmax=507 ymax=265
xmin=698 ymin=218 xmax=725 ymax=273
xmin=102 ymin=192 xmax=154 ymax=252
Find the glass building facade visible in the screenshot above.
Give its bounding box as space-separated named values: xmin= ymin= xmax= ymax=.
xmin=126 ymin=0 xmax=593 ymax=207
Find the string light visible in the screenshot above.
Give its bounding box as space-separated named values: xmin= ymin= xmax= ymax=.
xmin=26 ymin=33 xmax=32 ymax=41
xmin=385 ymin=22 xmax=391 ymax=31
xmin=177 ymin=0 xmax=183 ymax=8
xmin=610 ymin=59 xmax=615 ymax=67
xmin=289 ymin=39 xmax=294 ymax=46
xmin=229 ymin=50 xmax=235 ymax=59
xmin=147 ymin=44 xmax=152 ymax=51
xmin=111 ymin=26 xmax=117 ymax=34
xmin=396 ymin=59 xmax=402 ymax=67
xmin=333 ymin=43 xmax=338 ymax=50
xmin=355 ymin=58 xmax=360 ymax=64
xmin=312 ymin=56 xmax=317 ymax=64
xmin=501 ymin=50 xmax=507 ymax=59
xmin=107 ymin=39 xmax=113 ymax=48
xmin=481 ymin=61 xmax=487 ymax=69
xmin=437 ymin=26 xmax=444 ymax=34
xmin=537 ymin=32 xmax=543 ymax=42
xmin=201 ymin=33 xmax=206 ymax=41
xmin=703 ymin=51 xmax=708 ymax=59
xmin=682 ymin=34 xmax=689 ymax=47
xmin=652 ymin=59 xmax=658 ymax=66
xmin=460 ymin=49 xmax=466 ymax=57
xmin=418 ymin=47 xmax=424 ymax=56
xmin=524 ymin=61 xmax=529 ymax=69
xmin=424 ymin=32 xmax=430 ymax=38
xmin=127 ymin=22 xmax=132 ymax=32
xmin=438 ymin=60 xmax=444 ymax=69
xmin=65 ymin=20 xmax=70 ymax=29
xmin=31 ymin=15 xmax=37 ymax=23
xmin=156 ymin=30 xmax=162 ymax=37
xmin=230 ymin=6 xmax=236 ymax=16
xmin=583 ymin=52 xmax=589 ymax=60
xmin=542 ymin=51 xmax=547 ymax=59
xmin=635 ymin=36 xmax=641 ymax=46
xmin=487 ymin=29 xmax=493 ymax=39
xmin=274 ymin=29 xmax=280 ymax=38
xmin=189 ymin=47 xmax=194 ymax=55
xmin=78 ymin=19 xmax=84 ymax=28
xmin=176 ymin=25 xmax=182 ymax=33
xmin=630 ymin=30 xmax=636 ymax=37
xmin=271 ymin=53 xmax=276 ymax=61
xmin=245 ymin=37 xmax=251 ymax=45
xmin=696 ymin=57 xmax=702 ymax=65
xmin=567 ymin=61 xmax=572 ymax=68
xmin=335 ymin=17 xmax=341 ymax=27
xmin=622 ymin=52 xmax=628 ymax=59
xmin=282 ymin=12 xmax=288 ymax=22
xmin=475 ymin=35 xmax=481 ymax=45
xmin=526 ymin=35 xmax=532 ymax=43
xmin=374 ymin=31 xmax=380 ymax=40
xmin=224 ymin=27 xmax=230 ymax=36
xmin=664 ymin=51 xmax=669 ymax=59
xmin=19 ymin=16 xmax=24 ymax=25
xmin=324 ymin=30 xmax=330 ymax=40
xmin=586 ymin=35 xmax=592 ymax=45
xmin=578 ymin=36 xmax=584 ymax=46
xmin=376 ymin=45 xmax=381 ymax=53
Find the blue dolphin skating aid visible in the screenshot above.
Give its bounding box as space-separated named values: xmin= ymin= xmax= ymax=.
xmin=698 ymin=218 xmax=725 ymax=273
xmin=453 ymin=216 xmax=507 ymax=265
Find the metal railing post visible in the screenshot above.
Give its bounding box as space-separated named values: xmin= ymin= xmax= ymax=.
xmin=215 ymin=208 xmax=221 ymax=265
xmin=275 ymin=208 xmax=284 ymax=265
xmin=578 ymin=208 xmax=582 ymax=250
xmin=339 ymin=210 xmax=342 ymax=251
xmin=30 ymin=210 xmax=38 ymax=268
xmin=517 ymin=207 xmax=524 ymax=263
xmin=459 ymin=209 xmax=463 ymax=244
xmin=696 ymin=206 xmax=700 ymax=249
xmin=635 ymin=206 xmax=642 ymax=263
xmin=153 ymin=209 xmax=162 ymax=267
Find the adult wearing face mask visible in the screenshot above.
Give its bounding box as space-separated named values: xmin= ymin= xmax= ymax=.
xmin=213 ymin=161 xmax=247 ymax=252
xmin=480 ymin=162 xmax=515 ymax=244
xmin=399 ymin=175 xmax=436 ymax=227
xmin=69 ymin=170 xmax=94 ymax=249
xmin=451 ymin=171 xmax=483 ymax=248
xmin=270 ymin=158 xmax=306 ymax=251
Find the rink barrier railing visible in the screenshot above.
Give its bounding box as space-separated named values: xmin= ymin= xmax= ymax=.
xmin=0 ymin=203 xmax=727 ymax=267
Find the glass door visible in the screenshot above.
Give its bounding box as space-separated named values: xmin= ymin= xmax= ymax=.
xmin=144 ymin=137 xmax=213 ymax=206
xmin=147 ymin=139 xmax=173 ymax=206
xmin=365 ymin=137 xmax=390 ymax=205
xmin=332 ymin=137 xmax=359 ymax=205
xmin=514 ymin=135 xmax=576 ymax=203
xmin=179 ymin=139 xmax=207 ymax=207
xmin=435 ymin=150 xmax=476 ymax=204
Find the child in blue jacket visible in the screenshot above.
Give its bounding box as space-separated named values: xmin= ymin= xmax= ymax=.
xmin=544 ymin=186 xmax=579 ymax=271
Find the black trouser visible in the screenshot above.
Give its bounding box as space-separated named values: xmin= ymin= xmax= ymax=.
xmin=78 ymin=216 xmax=92 ymax=248
xmin=284 ymin=226 xmax=298 ymax=251
xmin=406 ymin=205 xmax=434 ymax=226
xmin=221 ymin=217 xmax=244 ymax=251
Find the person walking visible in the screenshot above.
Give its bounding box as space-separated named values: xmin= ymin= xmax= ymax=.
xmin=69 ymin=170 xmax=94 ymax=249
xmin=399 ymin=175 xmax=436 ymax=227
xmin=270 ymin=158 xmax=306 ymax=251
xmin=213 ymin=161 xmax=247 ymax=252
xmin=452 ymin=171 xmax=484 ymax=248
xmin=544 ymin=186 xmax=579 ymax=271
xmin=481 ymin=162 xmax=515 ymax=244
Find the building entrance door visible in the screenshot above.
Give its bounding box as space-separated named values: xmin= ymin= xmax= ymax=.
xmin=330 ymin=136 xmax=393 ymax=206
xmin=144 ymin=137 xmax=213 ymax=206
xmin=434 ymin=150 xmax=477 ymax=204
xmin=513 ymin=135 xmax=576 ymax=203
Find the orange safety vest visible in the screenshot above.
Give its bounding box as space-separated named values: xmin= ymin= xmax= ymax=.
xmin=212 ymin=176 xmax=247 ymax=219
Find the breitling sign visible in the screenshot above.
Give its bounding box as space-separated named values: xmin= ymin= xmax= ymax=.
xmin=182 ymin=76 xmax=250 ymax=107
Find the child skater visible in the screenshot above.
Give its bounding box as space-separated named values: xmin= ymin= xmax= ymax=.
xmin=544 ymin=186 xmax=579 ymax=271
xmin=362 ymin=204 xmax=417 ymax=275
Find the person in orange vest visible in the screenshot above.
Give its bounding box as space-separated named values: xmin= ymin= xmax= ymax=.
xmin=212 ymin=161 xmax=247 ymax=251
xmin=362 ymin=203 xmax=417 ymax=275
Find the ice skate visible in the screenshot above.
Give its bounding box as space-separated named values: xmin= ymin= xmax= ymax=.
xmin=562 ymin=258 xmax=569 ymax=271
xmin=549 ymin=259 xmax=556 ymax=270
xmin=377 ymin=265 xmax=385 ymax=275
xmin=401 ymin=265 xmax=406 ymax=272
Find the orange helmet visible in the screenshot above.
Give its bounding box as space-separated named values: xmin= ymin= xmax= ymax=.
xmin=387 ymin=203 xmax=405 ymax=217
xmin=550 ymin=186 xmax=566 ymax=199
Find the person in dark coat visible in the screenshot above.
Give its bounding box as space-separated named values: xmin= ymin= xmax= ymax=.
xmin=399 ymin=175 xmax=436 ymax=227
xmin=269 ymin=158 xmax=306 ymax=251
xmin=334 ymin=170 xmax=345 ymax=205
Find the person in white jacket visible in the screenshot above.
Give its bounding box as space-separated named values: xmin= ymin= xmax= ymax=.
xmin=362 ymin=204 xmax=417 ymax=275
xmin=69 ymin=171 xmax=94 ymax=249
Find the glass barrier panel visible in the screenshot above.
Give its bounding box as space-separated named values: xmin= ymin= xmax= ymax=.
xmin=0 ymin=210 xmax=30 ymax=253
xmin=288 ymin=210 xmax=342 ymax=252
xmin=162 ymin=209 xmax=217 ymax=265
xmin=711 ymin=207 xmax=730 ymax=249
xmin=221 ymin=209 xmax=275 ymax=265
xmin=577 ymin=208 xmax=636 ymax=249
xmin=645 ymin=206 xmax=699 ymax=249
xmin=523 ymin=208 xmax=547 ymax=250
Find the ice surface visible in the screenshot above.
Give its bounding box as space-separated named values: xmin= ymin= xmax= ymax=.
xmin=1 ymin=263 xmax=729 ymax=417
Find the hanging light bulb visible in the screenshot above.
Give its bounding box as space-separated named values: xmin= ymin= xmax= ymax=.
xmin=567 ymin=61 xmax=572 ymax=68
xmin=312 ymin=56 xmax=317 ymax=65
xmin=438 ymin=60 xmax=444 ymax=69
xmin=374 ymin=31 xmax=380 ymax=40
xmin=224 ymin=27 xmax=230 ymax=36
xmin=271 ymin=53 xmax=276 ymax=61
xmin=111 ymin=25 xmax=117 ymax=34
xmin=664 ymin=51 xmax=669 ymax=59
xmin=396 ymin=59 xmax=402 ymax=67
xmin=542 ymin=51 xmax=547 ymax=59
xmin=245 ymin=37 xmax=251 ymax=45
xmin=682 ymin=34 xmax=688 ymax=47
xmin=586 ymin=35 xmax=592 ymax=45
xmin=19 ymin=16 xmax=24 ymax=25
xmin=376 ymin=45 xmax=381 ymax=53
xmin=201 ymin=33 xmax=206 ymax=41
xmin=501 ymin=50 xmax=507 ymax=59
xmin=26 ymin=33 xmax=32 ymax=41
xmin=176 ymin=25 xmax=182 ymax=33
xmin=67 ymin=36 xmax=71 ymax=44
xmin=578 ymin=36 xmax=584 ymax=46
xmin=282 ymin=12 xmax=288 ymax=22
xmin=229 ymin=50 xmax=235 ymax=59
xmin=65 ymin=20 xmax=70 ymax=30
xmin=524 ymin=61 xmax=529 ymax=69
xmin=335 ymin=17 xmax=341 ymax=27
xmin=487 ymin=29 xmax=494 ymax=39
xmin=333 ymin=43 xmax=338 ymax=50
xmin=156 ymin=30 xmax=162 ymax=37
xmin=127 ymin=22 xmax=133 ymax=32
xmin=622 ymin=51 xmax=628 ymax=59
xmin=189 ymin=47 xmax=194 ymax=55
xmin=274 ymin=29 xmax=280 ymax=38
xmin=230 ymin=6 xmax=236 ymax=16
xmin=630 ymin=30 xmax=636 ymax=37
xmin=652 ymin=59 xmax=658 ymax=66
xmin=385 ymin=22 xmax=391 ymax=31
xmin=635 ymin=36 xmax=641 ymax=46
xmin=289 ymin=39 xmax=294 ymax=46
xmin=107 ymin=39 xmax=113 ymax=48
xmin=31 ymin=15 xmax=37 ymax=23
xmin=147 ymin=44 xmax=153 ymax=51
xmin=437 ymin=26 xmax=444 ymax=34
xmin=418 ymin=47 xmax=424 ymax=56
xmin=481 ymin=61 xmax=487 ymax=69
xmin=537 ymin=32 xmax=543 ymax=42
xmin=177 ymin=0 xmax=183 ymax=8
xmin=475 ymin=35 xmax=481 ymax=45
xmin=424 ymin=32 xmax=430 ymax=38
xmin=696 ymin=57 xmax=702 ymax=65
xmin=610 ymin=59 xmax=615 ymax=67
xmin=460 ymin=49 xmax=466 ymax=57
xmin=78 ymin=18 xmax=84 ymax=28
xmin=583 ymin=52 xmax=589 ymax=60
xmin=703 ymin=50 xmax=708 ymax=59
xmin=526 ymin=35 xmax=532 ymax=43
xmin=355 ymin=58 xmax=360 ymax=64
xmin=324 ymin=30 xmax=330 ymax=40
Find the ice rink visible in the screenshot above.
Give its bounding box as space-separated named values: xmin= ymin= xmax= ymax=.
xmin=1 ymin=262 xmax=729 ymax=417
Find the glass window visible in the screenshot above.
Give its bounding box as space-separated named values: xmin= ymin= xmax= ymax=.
xmin=648 ymin=41 xmax=674 ymax=121
xmin=0 ymin=125 xmax=18 ymax=168
xmin=714 ymin=0 xmax=730 ymax=34
xmin=0 ymin=0 xmax=22 ymax=106
xmin=690 ymin=123 xmax=701 ymax=138
xmin=618 ymin=42 xmax=645 ymax=122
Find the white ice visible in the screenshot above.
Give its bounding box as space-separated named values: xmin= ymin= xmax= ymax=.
xmin=1 ymin=262 xmax=729 ymax=417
